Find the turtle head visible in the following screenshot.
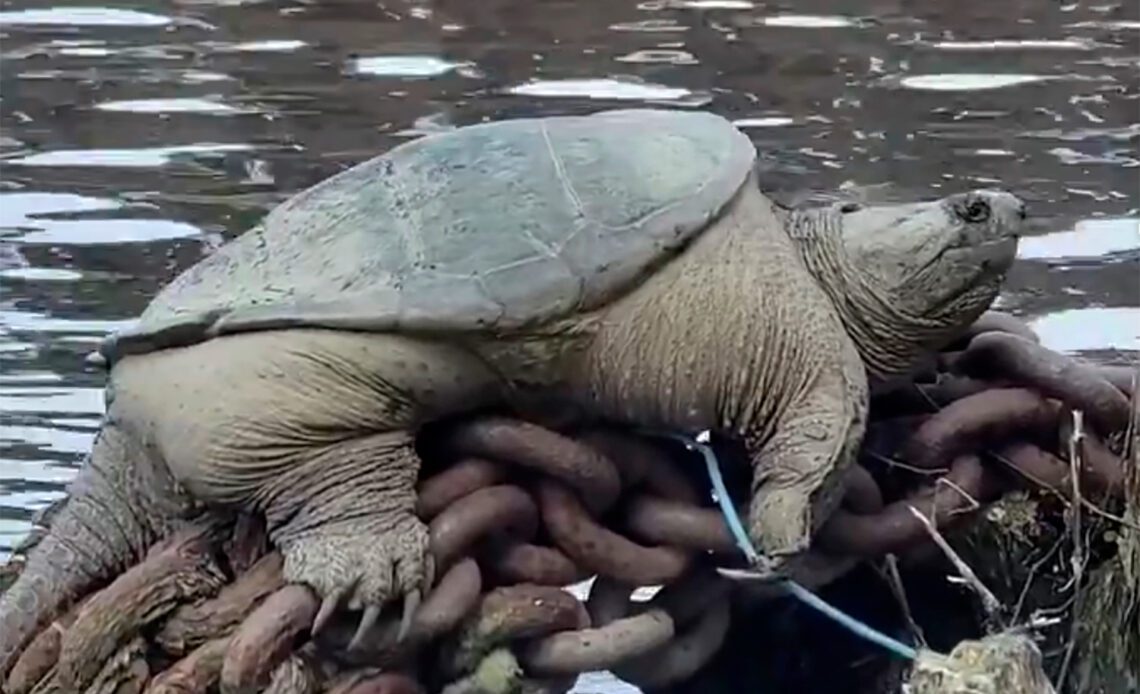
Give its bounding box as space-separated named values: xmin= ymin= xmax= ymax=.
xmin=795 ymin=188 xmax=1024 ymax=377
xmin=838 ymin=188 xmax=1024 ymax=319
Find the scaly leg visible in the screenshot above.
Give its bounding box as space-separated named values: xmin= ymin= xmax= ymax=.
xmin=746 ymin=365 xmax=867 ymax=571
xmin=258 ymin=432 xmax=432 ymax=645
xmin=109 ymin=329 xmax=497 ymax=651
xmin=0 ymin=418 xmax=193 ymax=680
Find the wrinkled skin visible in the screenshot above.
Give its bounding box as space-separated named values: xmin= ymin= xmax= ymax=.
xmin=0 ymin=175 xmax=1023 ymax=680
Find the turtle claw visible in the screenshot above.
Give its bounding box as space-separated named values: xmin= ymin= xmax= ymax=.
xmin=348 ymin=605 xmax=383 ymax=651
xmin=282 ymin=515 xmax=431 ymax=649
xmin=397 ymin=589 xmax=421 ymax=642
xmin=312 ymin=589 xmax=346 ymax=637
xmin=715 ymin=565 xmax=781 ymax=583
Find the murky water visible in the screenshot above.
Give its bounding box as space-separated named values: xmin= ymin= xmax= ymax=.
xmin=0 ymin=0 xmax=1137 ymax=677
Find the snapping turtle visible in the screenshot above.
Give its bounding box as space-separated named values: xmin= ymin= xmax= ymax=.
xmin=0 ymin=108 xmax=1024 ymax=676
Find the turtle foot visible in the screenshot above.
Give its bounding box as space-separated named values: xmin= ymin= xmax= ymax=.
xmin=746 ymin=486 xmax=813 ymax=570
xmin=281 ymin=514 xmax=433 ymax=651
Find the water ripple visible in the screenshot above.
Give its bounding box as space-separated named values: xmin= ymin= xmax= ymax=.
xmin=0 ymin=267 xmax=85 ymax=281
xmin=924 ymin=38 xmax=1109 ymax=51
xmin=348 ymin=55 xmax=474 ymax=78
xmin=0 ymin=192 xmax=203 ymax=245
xmin=895 ymin=74 xmax=1056 ymax=91
xmin=1018 ymin=217 xmax=1140 ymax=260
xmin=1031 ymin=307 xmax=1140 ymax=354
xmin=505 ymin=78 xmax=710 ymax=105
xmin=93 ymin=97 xmax=258 ymax=115
xmin=3 ymin=143 xmax=259 ymax=168
xmin=0 ymin=387 xmax=106 ymax=416
xmin=0 ymin=7 xmax=176 ymax=27
xmin=615 ymin=49 xmax=699 ymax=65
xmin=755 ymin=14 xmax=862 ymax=28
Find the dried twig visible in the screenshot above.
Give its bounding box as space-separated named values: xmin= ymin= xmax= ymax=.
xmin=866 ymin=451 xmax=948 ymax=476
xmin=934 ymin=476 xmax=981 ymax=515
xmin=879 ymin=554 xmax=927 ymax=648
xmin=1011 ymin=533 xmax=1067 ymax=627
xmin=1065 ymin=411 xmax=1087 ymax=590
xmin=1056 ymin=410 xmax=1089 ymax=688
xmin=906 ymin=505 xmax=1004 ymax=631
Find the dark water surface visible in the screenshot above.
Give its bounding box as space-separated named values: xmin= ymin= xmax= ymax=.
xmin=1 ymin=0 xmax=1138 ymax=670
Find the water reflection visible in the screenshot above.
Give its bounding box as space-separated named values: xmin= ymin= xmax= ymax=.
xmin=0 ymin=7 xmax=176 ymax=27
xmin=754 ymin=14 xmax=861 ymax=28
xmin=0 ymin=3 xmax=1136 ymax=687
xmin=1018 ymin=217 xmax=1140 ymax=260
xmin=92 ymin=97 xmax=259 ymax=114
xmin=505 ymin=76 xmax=710 ymax=104
xmin=3 ymin=143 xmax=261 ymax=168
xmin=894 ymin=73 xmax=1057 ymax=91
xmin=1 ymin=192 xmax=204 ymax=244
xmin=348 ymin=55 xmax=474 ymax=77
xmin=1031 ymin=307 xmax=1140 ymax=353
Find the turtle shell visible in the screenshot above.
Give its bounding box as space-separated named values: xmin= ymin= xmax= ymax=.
xmin=100 ymin=108 xmax=756 ymax=363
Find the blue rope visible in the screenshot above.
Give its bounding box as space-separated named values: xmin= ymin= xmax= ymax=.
xmin=655 ymin=429 xmax=918 ymax=662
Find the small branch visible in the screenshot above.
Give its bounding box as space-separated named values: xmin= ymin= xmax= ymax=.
xmin=934 ymin=475 xmax=981 ymax=515
xmin=1057 ymin=409 xmax=1088 ymax=689
xmin=1011 ymin=533 xmax=1066 ymax=627
xmin=1066 ymin=411 xmax=1086 ymax=590
xmin=867 ymin=451 xmax=949 ymax=477
xmin=906 ymin=504 xmax=1004 ymax=632
xmin=880 ymin=554 xmax=926 ymax=648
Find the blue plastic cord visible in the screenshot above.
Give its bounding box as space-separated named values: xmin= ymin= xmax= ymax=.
xmin=657 ymin=430 xmax=919 ymax=662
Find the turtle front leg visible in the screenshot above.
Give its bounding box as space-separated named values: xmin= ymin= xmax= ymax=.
xmin=258 ymin=432 xmax=433 ymax=646
xmin=745 ymin=364 xmax=867 ymax=571
xmin=107 ymin=330 xmax=496 ymax=654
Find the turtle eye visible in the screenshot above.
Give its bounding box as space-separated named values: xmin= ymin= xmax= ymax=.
xmin=958 ymin=197 xmax=991 ymax=223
